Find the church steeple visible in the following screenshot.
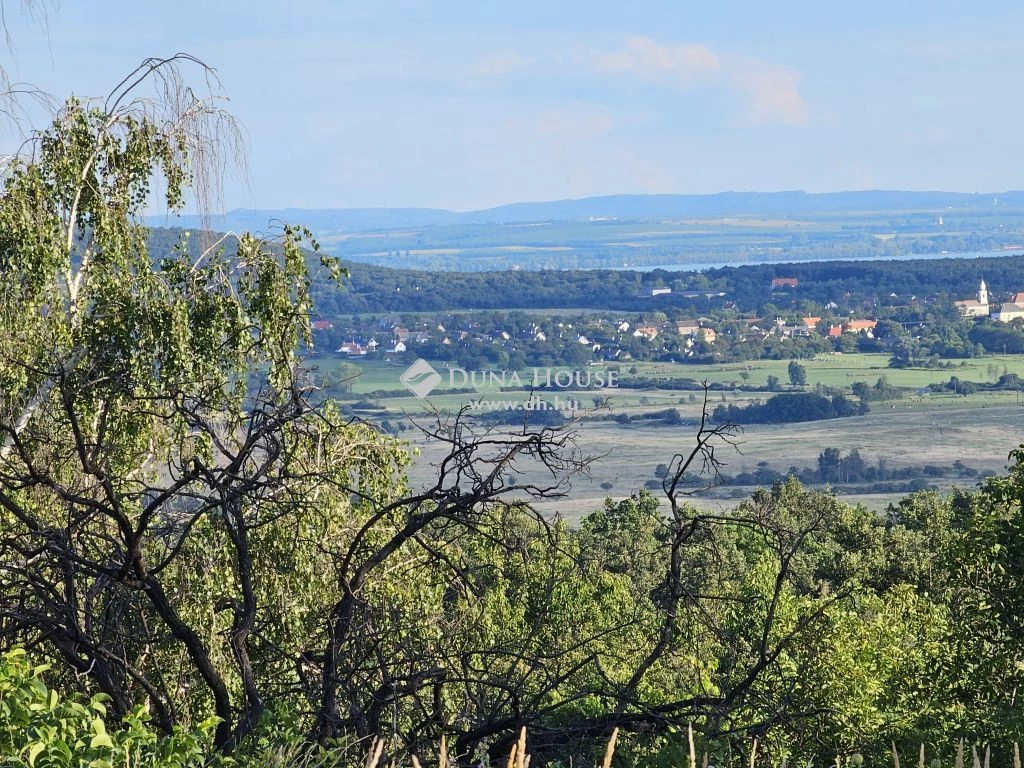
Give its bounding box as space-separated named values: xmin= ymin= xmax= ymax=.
xmin=979 ymin=278 xmax=989 ymax=306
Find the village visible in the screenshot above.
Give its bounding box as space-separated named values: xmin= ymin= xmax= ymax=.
xmin=309 ymin=275 xmax=1024 ymax=370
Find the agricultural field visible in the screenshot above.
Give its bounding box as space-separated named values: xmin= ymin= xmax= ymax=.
xmin=321 ymin=352 xmax=1024 ymax=521
xmin=401 ymin=404 xmax=1024 ymax=522
xmin=321 ymin=352 xmax=1024 ymax=405
xmin=284 ymin=200 xmax=1024 ymax=270
xmin=618 ymin=352 xmax=1024 ymax=391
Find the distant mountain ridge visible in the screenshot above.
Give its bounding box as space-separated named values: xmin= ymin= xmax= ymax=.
xmin=148 ymin=190 xmax=1024 ymax=234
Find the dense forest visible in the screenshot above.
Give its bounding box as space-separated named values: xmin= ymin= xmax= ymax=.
xmin=5 ymin=56 xmax=1024 ymax=768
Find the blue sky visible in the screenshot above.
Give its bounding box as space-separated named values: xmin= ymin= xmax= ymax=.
xmin=5 ymin=1 xmax=1023 ymax=210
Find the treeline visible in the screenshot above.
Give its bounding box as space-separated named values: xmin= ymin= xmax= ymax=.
xmin=928 ymin=372 xmax=1024 ymax=395
xmin=969 ymin=321 xmax=1024 ymax=354
xmin=726 ymin=449 xmax=991 ymax=491
xmin=712 ymin=392 xmax=865 ymax=425
xmin=147 ymin=228 xmax=1024 ymax=315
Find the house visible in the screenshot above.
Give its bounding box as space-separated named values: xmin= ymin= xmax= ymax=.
xmin=992 ymin=302 xmax=1024 ymax=322
xmin=617 ymin=321 xmax=630 ymax=333
xmin=827 ymin=325 xmax=843 ymax=338
xmin=845 ymin=319 xmax=878 ymax=333
xmin=311 ymin=319 xmax=334 ymax=331
xmin=677 ymin=321 xmax=701 ymax=336
xmin=338 ymin=341 xmax=367 ymax=356
xmin=393 ymin=326 xmax=411 ymax=341
xmin=385 ymin=340 xmax=407 ymax=353
xmin=650 ymin=287 xmax=672 ymax=297
xmin=802 ymin=316 xmax=822 ymax=330
xmin=697 ymin=328 xmax=717 ymax=344
xmin=1012 ymin=292 xmax=1024 ymax=304
xmin=633 ymin=326 xmax=659 ymax=340
xmin=771 ymin=277 xmax=799 ymax=288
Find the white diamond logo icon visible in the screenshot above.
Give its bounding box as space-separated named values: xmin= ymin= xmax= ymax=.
xmin=400 ymin=358 xmax=443 ymax=399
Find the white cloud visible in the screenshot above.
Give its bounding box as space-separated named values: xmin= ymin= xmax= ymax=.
xmin=589 ymin=36 xmax=721 ymax=85
xmin=582 ymin=37 xmax=809 ymax=127
xmin=729 ymin=57 xmax=808 ymax=126
xmin=468 ymin=50 xmax=529 ymax=77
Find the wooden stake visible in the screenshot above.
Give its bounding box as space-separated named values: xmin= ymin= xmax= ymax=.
xmin=892 ymin=741 xmax=901 ymax=768
xmin=956 ymin=739 xmax=964 ymax=768
xmin=516 ymin=726 xmax=527 ymax=768
xmin=365 ymin=737 xmax=385 ymax=768
xmin=688 ymin=723 xmax=696 ymax=768
xmin=439 ymin=735 xmax=448 ymax=768
xmin=749 ymin=737 xmax=758 ymax=768
xmin=506 ymin=742 xmax=517 ymax=768
xmin=971 ymin=745 xmax=981 ymax=768
xmin=602 ymin=727 xmax=619 ymax=768
xmin=919 ymin=743 xmax=925 ymax=768
xmin=1014 ymin=742 xmax=1021 ymax=768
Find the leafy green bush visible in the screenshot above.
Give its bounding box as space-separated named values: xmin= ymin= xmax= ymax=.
xmin=0 ymin=648 xmax=218 ymax=768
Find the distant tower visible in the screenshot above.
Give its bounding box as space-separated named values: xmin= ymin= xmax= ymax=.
xmin=979 ymin=278 xmax=989 ymax=306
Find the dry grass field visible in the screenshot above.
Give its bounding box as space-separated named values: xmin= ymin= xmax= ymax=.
xmin=331 ymin=353 xmax=1024 ymax=523
xmin=399 ymin=402 xmax=1024 ymax=523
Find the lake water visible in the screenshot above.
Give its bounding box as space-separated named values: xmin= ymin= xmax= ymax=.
xmin=621 ymin=250 xmax=1021 ymax=273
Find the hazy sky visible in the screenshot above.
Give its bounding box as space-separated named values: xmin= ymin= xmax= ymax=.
xmin=4 ymin=1 xmax=1023 ymax=210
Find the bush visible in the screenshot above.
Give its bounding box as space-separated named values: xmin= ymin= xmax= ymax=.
xmin=712 ymin=393 xmax=863 ymax=425
xmin=0 ymin=648 xmax=218 ymax=767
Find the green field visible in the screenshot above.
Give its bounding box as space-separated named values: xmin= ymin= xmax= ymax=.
xmin=310 ymin=352 xmax=1024 ymax=521
xmin=619 ymin=353 xmax=1024 ymax=390
xmin=314 ymin=353 xmax=1024 ymax=411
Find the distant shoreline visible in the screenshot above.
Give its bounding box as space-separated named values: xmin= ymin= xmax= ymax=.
xmin=617 ymin=249 xmax=1020 ymax=273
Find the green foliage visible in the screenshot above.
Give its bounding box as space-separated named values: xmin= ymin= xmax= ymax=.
xmin=712 ymin=392 xmax=862 ymax=424
xmin=788 ymin=359 xmax=808 ymax=387
xmin=6 ymin=52 xmax=1024 ymax=768
xmin=0 ymin=649 xmax=217 ymax=767
xmin=852 ymin=375 xmax=904 ymax=402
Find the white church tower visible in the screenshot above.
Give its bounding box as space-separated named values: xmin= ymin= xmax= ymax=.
xmin=979 ymin=279 xmax=989 ymax=307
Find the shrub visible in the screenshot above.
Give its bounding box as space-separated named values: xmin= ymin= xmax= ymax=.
xmin=0 ymin=648 xmax=218 ymax=767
